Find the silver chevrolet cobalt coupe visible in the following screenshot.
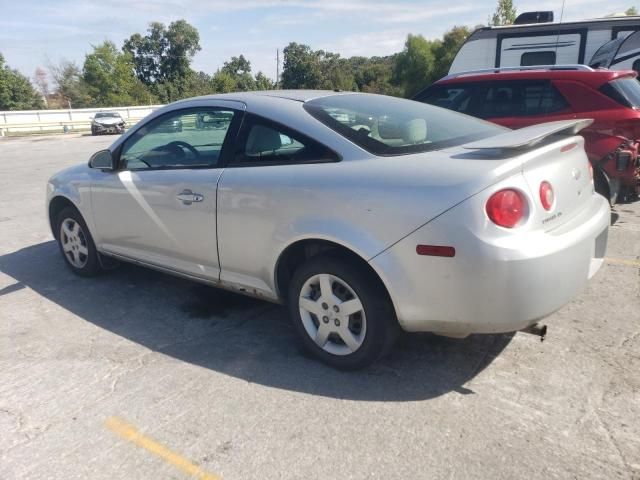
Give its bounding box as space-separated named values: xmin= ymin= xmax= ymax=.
xmin=47 ymin=91 xmax=610 ymax=369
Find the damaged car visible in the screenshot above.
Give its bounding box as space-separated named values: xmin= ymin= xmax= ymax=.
xmin=91 ymin=112 xmax=126 ymax=136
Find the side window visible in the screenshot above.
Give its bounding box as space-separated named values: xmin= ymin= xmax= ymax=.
xmin=234 ymin=115 xmax=338 ymax=164
xmin=415 ymin=85 xmax=476 ymax=114
xmin=520 ymin=51 xmax=556 ymax=66
xmin=479 ymin=85 xmax=517 ymax=118
xmin=522 ymin=82 xmax=569 ymax=115
xmin=120 ymin=108 xmax=236 ymax=170
xmin=479 ymin=81 xmax=569 ymax=118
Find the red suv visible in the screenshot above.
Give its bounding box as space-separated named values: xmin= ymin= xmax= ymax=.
xmin=413 ymin=66 xmax=640 ymax=203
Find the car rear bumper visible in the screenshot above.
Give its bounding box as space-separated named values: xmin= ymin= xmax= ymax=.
xmin=370 ymin=193 xmax=610 ymax=336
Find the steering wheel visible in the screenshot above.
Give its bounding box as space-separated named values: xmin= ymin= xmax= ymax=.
xmin=166 ymin=141 xmax=200 ymax=158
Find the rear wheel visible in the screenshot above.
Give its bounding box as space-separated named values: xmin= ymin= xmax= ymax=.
xmin=288 ymin=254 xmax=398 ymax=370
xmin=56 ymin=206 xmax=102 ymax=276
xmin=594 ymin=167 xmax=617 ymax=205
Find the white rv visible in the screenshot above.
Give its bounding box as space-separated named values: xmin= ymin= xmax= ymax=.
xmin=450 ymin=13 xmax=640 ymax=74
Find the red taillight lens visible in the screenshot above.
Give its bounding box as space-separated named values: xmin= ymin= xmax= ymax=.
xmin=539 ymin=181 xmax=554 ymax=211
xmin=588 ymin=162 xmax=593 ymax=180
xmin=486 ymin=189 xmax=526 ymax=228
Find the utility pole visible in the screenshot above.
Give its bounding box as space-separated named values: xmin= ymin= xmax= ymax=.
xmin=276 ymin=49 xmax=280 ymax=89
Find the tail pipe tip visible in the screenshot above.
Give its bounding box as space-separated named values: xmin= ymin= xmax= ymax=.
xmin=520 ymin=323 xmax=547 ymax=342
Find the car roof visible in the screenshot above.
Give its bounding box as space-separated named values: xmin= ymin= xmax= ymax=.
xmin=434 ymin=68 xmax=637 ymax=89
xmin=174 ymin=89 xmax=355 ymax=106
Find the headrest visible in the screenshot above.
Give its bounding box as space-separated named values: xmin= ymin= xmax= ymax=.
xmin=246 ymin=125 xmax=282 ymax=155
xmin=401 ymin=119 xmax=427 ymax=144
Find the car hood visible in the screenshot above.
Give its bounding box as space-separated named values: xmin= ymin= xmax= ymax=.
xmin=93 ymin=117 xmax=123 ymax=125
xmin=49 ymin=163 xmax=91 ymax=184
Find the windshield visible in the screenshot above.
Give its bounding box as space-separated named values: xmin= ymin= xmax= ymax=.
xmin=304 ymin=94 xmax=504 ymax=156
xmin=600 ymin=77 xmax=640 ymax=108
xmin=95 ymin=112 xmax=121 ymax=119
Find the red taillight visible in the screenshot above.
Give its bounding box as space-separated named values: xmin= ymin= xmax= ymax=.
xmin=486 ymin=189 xmax=526 ymax=228
xmin=588 ymin=162 xmax=593 ymax=180
xmin=539 ymin=181 xmax=554 ymax=211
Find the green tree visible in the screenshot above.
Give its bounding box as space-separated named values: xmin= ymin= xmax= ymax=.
xmin=82 ymin=41 xmax=150 ymax=106
xmin=221 ymin=55 xmax=252 ymax=77
xmin=393 ymin=34 xmax=437 ymax=97
xmin=123 ymin=20 xmax=201 ymax=85
xmin=281 ymin=42 xmax=324 ymax=89
xmin=281 ymin=42 xmax=357 ymax=90
xmin=211 ymin=70 xmax=237 ymax=93
xmin=0 ymin=53 xmax=45 ymax=110
xmin=221 ymin=55 xmax=256 ymax=91
xmin=491 ymin=0 xmax=517 ymax=26
xmin=432 ymin=26 xmax=472 ymax=80
xmin=626 ymin=6 xmax=638 ymax=15
xmin=49 ymin=60 xmax=91 ymax=108
xmin=164 ymin=20 xmax=201 ymax=80
xmin=254 ymin=71 xmax=274 ymax=90
xmin=349 ymin=55 xmax=400 ymax=95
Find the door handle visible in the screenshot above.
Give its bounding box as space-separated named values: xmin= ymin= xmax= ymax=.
xmin=176 ymin=189 xmax=204 ymax=205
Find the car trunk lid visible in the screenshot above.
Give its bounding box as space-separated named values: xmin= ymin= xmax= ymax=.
xmin=462 ymin=119 xmax=595 ymax=231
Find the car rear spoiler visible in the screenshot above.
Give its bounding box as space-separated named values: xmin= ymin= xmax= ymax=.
xmin=463 ymin=119 xmax=593 ymax=150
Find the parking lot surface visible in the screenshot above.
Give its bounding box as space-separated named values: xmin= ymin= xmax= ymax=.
xmin=1 ymin=134 xmax=639 ymax=480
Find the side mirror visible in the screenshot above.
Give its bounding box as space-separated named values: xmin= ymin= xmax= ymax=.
xmin=89 ymin=149 xmax=115 ymax=170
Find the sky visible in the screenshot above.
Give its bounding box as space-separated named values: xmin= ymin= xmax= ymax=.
xmin=0 ymin=0 xmax=635 ymax=83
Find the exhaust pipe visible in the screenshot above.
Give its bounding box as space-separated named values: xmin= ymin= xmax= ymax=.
xmin=521 ymin=323 xmax=547 ymax=342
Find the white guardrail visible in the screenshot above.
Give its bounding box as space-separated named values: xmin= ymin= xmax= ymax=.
xmin=0 ymin=105 xmax=164 ymax=136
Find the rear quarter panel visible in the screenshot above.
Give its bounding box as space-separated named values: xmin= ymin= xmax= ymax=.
xmin=216 ymin=152 xmax=516 ymax=299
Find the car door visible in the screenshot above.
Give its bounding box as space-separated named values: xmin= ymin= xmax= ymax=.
xmin=90 ymin=106 xmax=241 ymax=281
xmin=216 ymin=113 xmax=340 ymax=298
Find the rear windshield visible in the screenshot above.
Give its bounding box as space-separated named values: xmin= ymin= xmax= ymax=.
xmin=599 ymin=78 xmax=640 ymax=108
xmin=303 ymin=94 xmax=504 ymax=156
xmin=95 ymin=112 xmax=121 ymax=118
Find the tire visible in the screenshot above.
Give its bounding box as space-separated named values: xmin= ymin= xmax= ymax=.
xmin=594 ymin=167 xmax=617 ymax=205
xmin=288 ymin=253 xmax=399 ymax=370
xmin=55 ymin=206 xmax=102 ymax=277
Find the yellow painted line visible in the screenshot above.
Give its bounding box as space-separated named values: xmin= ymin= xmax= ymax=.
xmin=605 ymin=257 xmax=640 ymax=268
xmin=105 ymin=416 xmax=221 ymax=480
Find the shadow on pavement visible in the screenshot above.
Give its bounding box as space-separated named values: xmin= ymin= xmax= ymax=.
xmin=0 ymin=241 xmax=513 ymax=402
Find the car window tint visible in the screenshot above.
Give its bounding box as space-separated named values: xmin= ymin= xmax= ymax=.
xmin=479 ymin=81 xmax=569 ymax=118
xmin=414 ymin=85 xmax=476 ymax=114
xmin=120 ymin=109 xmax=235 ymax=170
xmin=235 ymin=115 xmax=338 ymax=164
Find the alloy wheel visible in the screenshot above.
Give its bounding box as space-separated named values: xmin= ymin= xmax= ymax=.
xmin=298 ymin=273 xmax=367 ymax=356
xmin=60 ymin=218 xmax=89 ymax=268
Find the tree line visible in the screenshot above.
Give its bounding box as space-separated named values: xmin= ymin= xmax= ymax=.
xmin=0 ymin=1 xmax=523 ymax=110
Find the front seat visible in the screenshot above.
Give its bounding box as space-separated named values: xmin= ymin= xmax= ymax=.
xmin=246 ymin=125 xmax=282 ymax=157
xmin=401 ymin=118 xmax=428 ymax=145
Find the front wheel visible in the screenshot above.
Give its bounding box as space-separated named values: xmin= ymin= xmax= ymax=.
xmin=56 ymin=206 xmax=102 ymax=276
xmin=288 ymin=254 xmax=398 ymax=370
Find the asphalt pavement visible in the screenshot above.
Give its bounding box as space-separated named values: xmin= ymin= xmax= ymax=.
xmin=0 ymin=133 xmax=639 ymax=479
